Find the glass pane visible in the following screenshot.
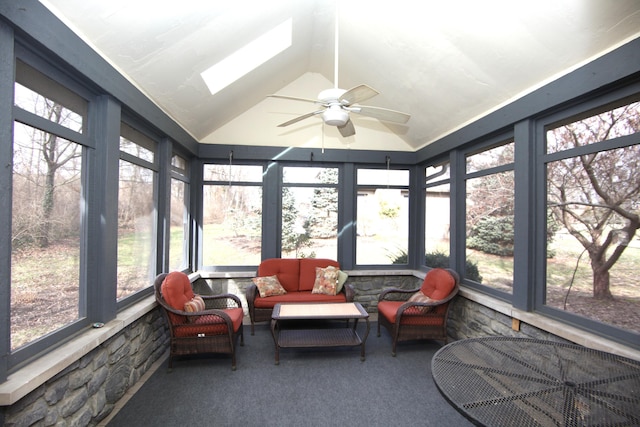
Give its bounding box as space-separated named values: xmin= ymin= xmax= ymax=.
xmin=117 ymin=159 xmax=155 ymax=298
xmin=466 ymin=141 xmax=514 ymax=173
xmin=546 ymin=145 xmax=640 ymax=334
xmin=283 ymin=167 xmax=338 ymax=184
xmin=202 ymin=185 xmax=262 ymax=266
xmin=357 ymin=188 xmax=409 ymax=265
xmin=203 ymin=164 xmax=263 ymax=182
xmin=119 ymin=137 xmax=154 ymax=163
xmin=466 ymin=171 xmax=515 ymax=290
xmin=547 ymin=101 xmax=640 ymax=154
xmin=426 ymin=163 xmax=450 ymax=182
xmin=357 ymin=168 xmax=409 ymax=186
xmin=120 ymin=123 xmax=155 ymax=162
xmin=169 ymin=178 xmax=188 ymax=271
xmin=425 ymin=183 xmax=450 ymax=266
xmin=171 ymin=154 xmax=187 ymax=172
xmin=11 ymin=123 xmax=82 ymax=350
xmin=14 ymin=60 xmax=86 ymax=134
xmin=14 ymin=83 xmax=84 ymax=134
xmin=281 ymin=186 xmax=338 ymax=259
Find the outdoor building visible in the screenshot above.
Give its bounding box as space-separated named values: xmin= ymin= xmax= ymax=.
xmin=0 ymin=1 xmax=639 ymax=425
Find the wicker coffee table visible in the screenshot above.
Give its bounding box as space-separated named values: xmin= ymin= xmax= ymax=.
xmin=270 ymin=302 xmax=370 ymax=365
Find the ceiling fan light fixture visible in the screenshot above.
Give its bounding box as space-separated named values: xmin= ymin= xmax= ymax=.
xmin=322 ymin=106 xmax=349 ymax=126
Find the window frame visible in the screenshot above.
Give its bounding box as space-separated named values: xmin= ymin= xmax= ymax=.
xmin=199 ymin=161 xmax=265 ymax=271
xmin=7 ymin=45 xmax=96 ymax=371
xmin=454 ymin=135 xmax=515 ymax=300
xmin=115 ymin=118 xmax=160 ymax=305
xmin=533 ymin=90 xmax=640 ymax=345
xmin=355 ymin=165 xmax=411 ymax=268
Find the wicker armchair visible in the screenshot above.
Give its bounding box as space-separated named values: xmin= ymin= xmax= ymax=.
xmin=377 ymin=268 xmax=459 ymax=356
xmin=154 ymin=272 xmax=244 ymax=370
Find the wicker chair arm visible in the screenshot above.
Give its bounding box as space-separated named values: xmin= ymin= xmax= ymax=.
xmin=378 ymin=287 xmax=420 ymax=302
xmin=245 ymin=283 xmax=258 ymax=302
xmin=161 ymin=302 xmax=235 ymax=327
xmin=342 ymin=283 xmax=355 ymax=301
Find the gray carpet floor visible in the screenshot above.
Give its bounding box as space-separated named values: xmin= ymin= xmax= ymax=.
xmin=107 ymin=321 xmax=474 ymax=427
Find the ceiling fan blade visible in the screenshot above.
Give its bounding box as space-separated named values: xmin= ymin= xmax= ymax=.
xmin=277 ymin=110 xmax=324 ymax=127
xmin=337 ymin=119 xmax=355 ymax=137
xmin=268 ymin=94 xmax=319 ymax=104
xmin=339 ymin=84 xmax=379 ymax=105
xmin=349 ymin=105 xmax=411 ymax=124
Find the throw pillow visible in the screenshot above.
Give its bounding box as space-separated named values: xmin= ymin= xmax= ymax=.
xmin=312 ymin=266 xmax=339 ymax=295
xmin=336 ymin=270 xmax=348 ymax=294
xmin=253 ymin=275 xmax=287 ymax=298
xmin=408 ymin=291 xmax=432 ymax=303
xmin=407 ymin=291 xmax=433 ymax=314
xmin=184 ymin=295 xmax=205 ymax=312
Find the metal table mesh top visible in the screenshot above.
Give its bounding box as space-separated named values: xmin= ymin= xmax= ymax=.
xmin=431 ymin=337 xmax=640 ymax=427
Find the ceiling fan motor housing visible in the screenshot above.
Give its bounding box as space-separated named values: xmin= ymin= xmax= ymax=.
xmin=322 ymin=104 xmax=349 ymax=126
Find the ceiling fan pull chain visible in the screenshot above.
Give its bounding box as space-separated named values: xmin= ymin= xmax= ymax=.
xmin=228 ymin=150 xmax=233 ymax=187
xmin=386 ymin=155 xmax=391 ymax=188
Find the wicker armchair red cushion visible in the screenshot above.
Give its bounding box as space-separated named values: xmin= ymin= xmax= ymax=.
xmin=245 ymin=258 xmax=355 ymax=334
xmin=377 ymin=268 xmax=459 ymax=356
xmin=155 ymin=272 xmax=244 ymax=370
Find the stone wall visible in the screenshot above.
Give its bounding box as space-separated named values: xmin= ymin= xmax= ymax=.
xmin=194 ymin=274 xmax=422 ymax=313
xmin=448 ymin=296 xmax=571 ymax=344
xmin=347 ymin=274 xmax=421 ymax=312
xmin=2 ymin=309 xmax=168 ymax=427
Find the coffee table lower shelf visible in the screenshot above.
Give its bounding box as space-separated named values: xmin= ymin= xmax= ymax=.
xmin=274 ymin=328 xmax=366 ymax=364
xmin=270 ymin=302 xmax=370 ymax=365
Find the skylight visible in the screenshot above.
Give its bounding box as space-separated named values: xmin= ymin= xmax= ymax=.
xmin=201 ymin=18 xmax=292 ymax=95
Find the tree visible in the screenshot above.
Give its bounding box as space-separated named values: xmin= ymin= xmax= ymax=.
xmin=281 ymin=187 xmax=312 ymax=256
xmin=547 ymin=102 xmax=640 ymax=299
xmin=13 ymin=95 xmax=82 ymax=249
xmin=309 ymin=169 xmax=338 ymax=238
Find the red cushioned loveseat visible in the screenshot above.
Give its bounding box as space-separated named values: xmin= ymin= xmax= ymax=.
xmin=246 ymin=258 xmax=354 ymax=334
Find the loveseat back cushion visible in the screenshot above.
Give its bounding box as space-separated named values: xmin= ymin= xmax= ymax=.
xmin=161 ymin=271 xmax=195 ymax=311
xmin=299 ymin=258 xmax=340 ymax=291
xmin=257 ymin=258 xmax=300 ymax=292
xmin=420 ymin=268 xmax=456 ymax=300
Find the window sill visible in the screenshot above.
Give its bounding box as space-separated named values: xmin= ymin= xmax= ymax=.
xmin=0 ymin=296 xmax=157 ymax=406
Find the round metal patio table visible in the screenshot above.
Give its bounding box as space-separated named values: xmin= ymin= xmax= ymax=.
xmin=431 ymin=336 xmax=640 ymax=426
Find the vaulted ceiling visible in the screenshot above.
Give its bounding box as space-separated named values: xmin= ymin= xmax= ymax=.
xmin=40 ymin=0 xmax=640 ymax=152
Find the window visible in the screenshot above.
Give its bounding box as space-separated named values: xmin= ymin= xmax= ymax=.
xmin=425 ymin=162 xmax=451 ymax=267
xmin=202 ymin=164 xmax=263 ymax=266
xmin=465 ymin=142 xmax=515 ymax=290
xmin=117 ymin=123 xmax=157 ymax=299
xmin=11 ymin=61 xmax=87 ymax=350
xmin=169 ymin=154 xmax=189 ymax=271
xmin=282 ymin=166 xmax=339 ymax=259
xmin=357 ymin=168 xmax=409 ymax=265
xmin=544 ymin=99 xmax=640 ymax=334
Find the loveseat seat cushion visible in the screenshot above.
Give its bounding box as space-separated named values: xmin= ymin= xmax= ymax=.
xmin=299 ymin=258 xmax=340 ymax=291
xmin=253 ymin=291 xmax=347 ymax=308
xmin=257 ymin=258 xmax=300 ymax=292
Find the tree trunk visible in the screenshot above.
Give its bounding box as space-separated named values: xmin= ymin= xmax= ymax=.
xmin=591 ymin=263 xmax=613 ymax=300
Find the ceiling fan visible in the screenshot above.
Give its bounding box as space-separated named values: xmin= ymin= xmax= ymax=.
xmin=268 ymin=5 xmax=410 ymax=137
